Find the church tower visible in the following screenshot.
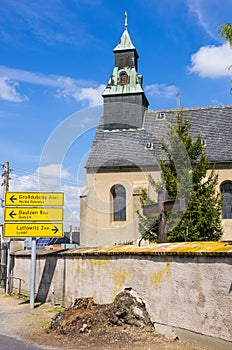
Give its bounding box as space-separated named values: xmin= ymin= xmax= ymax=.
xmin=102 ymin=13 xmax=149 ymax=130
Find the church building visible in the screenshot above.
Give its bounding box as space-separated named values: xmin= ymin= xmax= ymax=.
xmin=80 ymin=16 xmax=232 ymax=247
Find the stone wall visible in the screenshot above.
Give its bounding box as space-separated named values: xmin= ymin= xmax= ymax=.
xmin=10 ymin=242 xmax=232 ymax=342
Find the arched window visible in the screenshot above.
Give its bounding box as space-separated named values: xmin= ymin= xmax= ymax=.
xmin=120 ymin=71 xmax=128 ymax=85
xmin=111 ymin=184 xmax=126 ymax=221
xmin=220 ymin=182 xmax=232 ymax=219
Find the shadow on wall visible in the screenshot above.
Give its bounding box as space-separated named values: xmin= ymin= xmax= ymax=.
xmin=36 ymin=255 xmax=57 ymax=302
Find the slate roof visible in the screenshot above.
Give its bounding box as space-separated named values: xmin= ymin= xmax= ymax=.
xmin=86 ymin=105 xmax=232 ymax=172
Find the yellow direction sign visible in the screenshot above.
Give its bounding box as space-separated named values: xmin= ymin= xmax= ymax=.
xmin=5 ymin=192 xmax=64 ymax=207
xmin=4 ymin=223 xmax=63 ymax=238
xmin=4 ymin=207 xmax=63 ymax=222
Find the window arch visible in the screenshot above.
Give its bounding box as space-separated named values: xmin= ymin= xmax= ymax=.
xmin=119 ymin=71 xmax=128 ymax=85
xmin=220 ymin=181 xmax=232 ymax=219
xmin=111 ymin=184 xmax=126 ymax=221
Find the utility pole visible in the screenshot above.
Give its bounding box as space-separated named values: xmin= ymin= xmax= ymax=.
xmin=2 ymin=162 xmax=10 ymax=193
xmin=70 ymin=225 xmax=73 ymax=244
xmin=1 ymin=162 xmax=11 ymax=293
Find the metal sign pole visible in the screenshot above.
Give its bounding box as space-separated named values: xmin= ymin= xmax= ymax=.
xmin=30 ymin=237 xmax=36 ymax=309
xmin=5 ymin=240 xmax=11 ymax=294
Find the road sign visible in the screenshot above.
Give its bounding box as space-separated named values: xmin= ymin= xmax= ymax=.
xmin=5 ymin=192 xmax=64 ymax=207
xmin=4 ymin=207 xmax=63 ymax=222
xmin=4 ymin=223 xmax=63 ymax=237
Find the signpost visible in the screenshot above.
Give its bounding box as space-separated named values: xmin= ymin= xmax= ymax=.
xmin=5 ymin=192 xmax=64 ymax=207
xmin=3 ymin=191 xmax=64 ymax=309
xmin=5 ymin=207 xmax=63 ymax=222
xmin=4 ymin=223 xmax=63 ymax=238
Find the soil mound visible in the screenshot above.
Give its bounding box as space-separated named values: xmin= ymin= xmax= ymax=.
xmin=47 ymin=290 xmax=155 ymax=348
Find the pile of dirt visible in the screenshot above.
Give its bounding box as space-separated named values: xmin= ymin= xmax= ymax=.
xmin=46 ymin=291 xmax=205 ymax=350
xmin=0 ymin=293 xmax=204 ymax=350
xmin=47 ymin=291 xmax=156 ymax=348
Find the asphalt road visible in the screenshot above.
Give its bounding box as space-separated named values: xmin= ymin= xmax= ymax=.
xmin=0 ymin=333 xmax=48 ymax=350
xmin=0 ymin=289 xmax=52 ymax=350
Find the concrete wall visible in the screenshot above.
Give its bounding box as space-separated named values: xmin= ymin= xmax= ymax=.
xmin=10 ymin=243 xmax=232 ymax=342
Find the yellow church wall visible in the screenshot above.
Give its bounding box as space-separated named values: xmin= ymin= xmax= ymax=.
xmin=80 ymin=170 xmax=161 ymax=247
xmin=80 ymin=167 xmax=232 ymax=247
xmin=215 ymin=168 xmax=232 ymax=187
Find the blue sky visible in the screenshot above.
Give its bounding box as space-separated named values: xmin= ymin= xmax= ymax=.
xmin=0 ymin=0 xmax=232 ymax=229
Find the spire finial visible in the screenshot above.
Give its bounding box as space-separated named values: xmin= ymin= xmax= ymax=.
xmin=124 ymin=12 xmax=128 ymax=29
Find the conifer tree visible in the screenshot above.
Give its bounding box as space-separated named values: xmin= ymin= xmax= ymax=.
xmin=220 ymin=24 xmax=232 ymax=85
xmin=139 ymin=110 xmax=223 ymax=242
xmin=220 ymin=24 xmax=232 ymax=46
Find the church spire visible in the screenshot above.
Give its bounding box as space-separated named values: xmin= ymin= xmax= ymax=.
xmin=124 ymin=11 xmax=128 ymax=29
xmin=113 ymin=13 xmax=135 ymax=52
xmin=102 ymin=13 xmax=149 ymax=130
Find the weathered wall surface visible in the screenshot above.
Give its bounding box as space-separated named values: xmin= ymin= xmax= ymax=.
xmin=11 ymin=242 xmax=232 ymax=342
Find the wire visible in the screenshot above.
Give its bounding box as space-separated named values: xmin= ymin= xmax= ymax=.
xmin=10 ymin=178 xmax=85 ymax=193
xmin=13 ymin=166 xmax=84 ymax=185
xmin=11 ymin=166 xmax=86 ymax=188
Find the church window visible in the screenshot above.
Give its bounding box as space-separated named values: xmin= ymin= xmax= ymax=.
xmin=201 ymin=139 xmax=207 ymax=147
xmin=220 ymin=182 xmax=232 ymax=219
xmin=120 ymin=71 xmax=128 ymax=85
xmin=111 ymin=184 xmax=126 ymax=221
xmin=157 ymin=113 xmax=165 ymax=120
xmin=145 ymin=142 xmax=154 ymax=150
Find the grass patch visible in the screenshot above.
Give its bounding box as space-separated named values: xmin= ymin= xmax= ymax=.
xmin=41 ymin=321 xmax=50 ymax=329
xmin=47 ymin=306 xmax=64 ymax=313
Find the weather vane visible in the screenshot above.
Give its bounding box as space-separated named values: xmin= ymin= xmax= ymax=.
xmin=124 ymin=12 xmax=128 ymax=28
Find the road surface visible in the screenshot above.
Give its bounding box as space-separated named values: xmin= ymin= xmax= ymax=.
xmin=0 ymin=333 xmax=49 ymax=350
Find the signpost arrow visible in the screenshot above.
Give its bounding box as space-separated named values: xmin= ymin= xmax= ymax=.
xmin=9 ymin=210 xmax=17 ymax=219
xmin=10 ymin=195 xmax=17 ymax=204
xmin=52 ymin=226 xmax=59 ymax=234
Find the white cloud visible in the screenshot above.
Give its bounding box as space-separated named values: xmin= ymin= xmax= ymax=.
xmin=187 ymin=0 xmax=215 ymax=38
xmin=72 ymin=85 xmax=105 ymax=106
xmin=0 ymin=77 xmax=28 ymax=102
xmin=0 ymin=66 xmax=59 ymax=87
xmin=145 ymin=83 xmax=179 ymax=99
xmin=187 ymin=0 xmax=232 ymax=39
xmin=57 ymin=81 xmax=105 ymax=106
xmin=37 ymin=163 xmax=71 ymax=188
xmin=10 ymin=164 xmax=71 ymax=192
xmin=0 ymin=66 xmax=104 ymax=106
xmin=189 ymin=43 xmax=232 ymax=78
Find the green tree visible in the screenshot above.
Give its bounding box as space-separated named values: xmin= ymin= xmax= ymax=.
xmin=139 ymin=110 xmax=223 ymax=242
xmin=220 ymin=24 xmax=232 ymax=84
xmin=220 ymin=24 xmax=232 ymax=45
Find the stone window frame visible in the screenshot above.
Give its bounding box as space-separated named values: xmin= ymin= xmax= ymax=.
xmin=111 ymin=184 xmax=126 ymax=221
xmin=220 ymin=181 xmax=232 ymax=219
